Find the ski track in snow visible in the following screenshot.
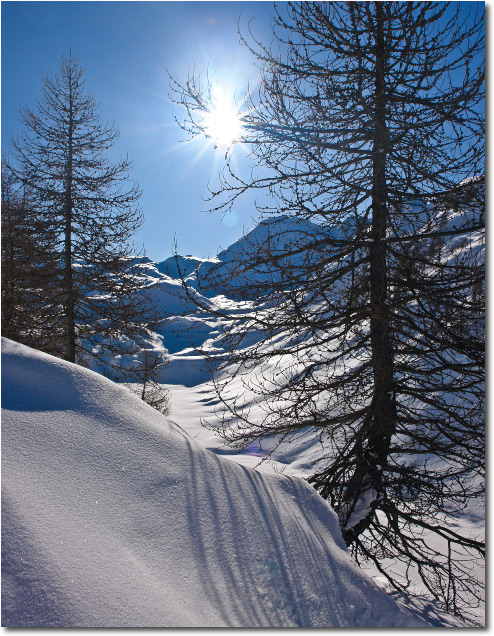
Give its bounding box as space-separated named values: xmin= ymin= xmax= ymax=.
xmin=2 ymin=338 xmax=428 ymax=628
xmin=164 ymin=380 xmax=484 ymax=627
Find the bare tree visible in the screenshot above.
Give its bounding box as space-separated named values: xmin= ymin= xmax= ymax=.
xmin=5 ymin=53 xmax=157 ymax=369
xmin=123 ymin=346 xmax=171 ymax=415
xmin=171 ymin=2 xmax=484 ymax=619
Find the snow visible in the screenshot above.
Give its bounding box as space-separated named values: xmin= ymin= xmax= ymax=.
xmin=156 ymin=254 xmax=218 ymax=281
xmin=344 ymin=488 xmax=379 ymax=534
xmin=3 ymin=204 xmax=484 ymax=627
xmin=160 ymin=215 xmax=331 ymax=300
xmin=1 ymin=338 xmax=426 ymax=628
xmin=146 ymin=210 xmax=484 ymax=626
xmin=140 ymin=275 xmax=219 ymax=317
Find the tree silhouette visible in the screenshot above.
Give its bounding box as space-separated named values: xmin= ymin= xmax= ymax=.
xmin=6 ymin=54 xmax=157 ymax=370
xmin=171 ymin=2 xmax=485 ymax=619
xmin=1 ymin=162 xmax=62 ymax=354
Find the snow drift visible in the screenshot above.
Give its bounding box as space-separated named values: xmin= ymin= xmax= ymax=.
xmin=1 ymin=338 xmax=424 ymax=628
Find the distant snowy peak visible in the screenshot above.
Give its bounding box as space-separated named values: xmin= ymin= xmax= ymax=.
xmin=156 ymin=215 xmax=323 ymax=277
xmin=156 ymin=255 xmax=218 ymax=281
xmin=150 ymin=191 xmax=484 ymax=301
xmin=216 ymin=215 xmax=324 ymax=262
xmin=153 ymin=215 xmax=328 ymax=300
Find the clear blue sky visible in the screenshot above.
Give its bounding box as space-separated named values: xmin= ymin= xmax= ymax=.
xmin=1 ymin=1 xmax=276 ymax=262
xmin=2 ymin=2 xmax=484 ymax=261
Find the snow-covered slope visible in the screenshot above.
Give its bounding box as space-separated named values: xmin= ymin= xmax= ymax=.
xmin=156 ymin=254 xmax=217 ymax=280
xmin=1 ymin=338 xmax=425 ymax=628
xmin=157 ymin=215 xmax=327 ymax=299
xmin=147 ymin=209 xmax=484 ymax=625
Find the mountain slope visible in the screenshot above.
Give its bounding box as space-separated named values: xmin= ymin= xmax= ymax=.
xmin=157 ymin=215 xmax=328 ymax=299
xmin=1 ymin=338 xmax=425 ymax=628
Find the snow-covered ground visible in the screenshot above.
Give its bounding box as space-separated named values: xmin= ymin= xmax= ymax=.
xmin=2 ymin=338 xmax=426 ymax=627
xmin=3 ymin=212 xmax=484 ymax=627
xmin=162 ymin=380 xmax=484 ymax=628
xmin=147 ymin=213 xmax=485 ymax=626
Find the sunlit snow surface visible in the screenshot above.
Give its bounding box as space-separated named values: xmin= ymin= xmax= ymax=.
xmin=2 ymin=338 xmax=426 ymax=628
xmin=3 ymin=212 xmax=484 ymax=627
xmin=151 ymin=214 xmax=484 ymax=626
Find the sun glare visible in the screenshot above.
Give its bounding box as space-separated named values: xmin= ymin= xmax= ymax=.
xmin=204 ymin=86 xmax=243 ymax=147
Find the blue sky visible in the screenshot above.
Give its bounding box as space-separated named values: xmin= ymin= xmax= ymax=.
xmin=1 ymin=1 xmax=276 ymax=261
xmin=2 ymin=2 xmax=484 ymax=262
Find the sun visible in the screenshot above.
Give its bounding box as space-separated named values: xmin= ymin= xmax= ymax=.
xmin=203 ymin=86 xmax=243 ymax=147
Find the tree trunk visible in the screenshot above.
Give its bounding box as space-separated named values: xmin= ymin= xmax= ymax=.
xmin=367 ymin=0 xmax=396 ymax=509
xmin=341 ymin=2 xmax=397 ymax=545
xmin=64 ymin=69 xmax=76 ymax=363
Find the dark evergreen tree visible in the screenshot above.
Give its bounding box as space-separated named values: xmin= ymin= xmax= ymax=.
xmin=171 ymin=2 xmax=485 ymax=619
xmin=6 ymin=54 xmax=157 ymax=369
xmin=1 ymin=162 xmax=62 ymax=355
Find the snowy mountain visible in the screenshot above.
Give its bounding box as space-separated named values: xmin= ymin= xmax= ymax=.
xmin=1 ymin=338 xmax=425 ymax=628
xmin=156 ymin=254 xmax=217 ymax=281
xmin=156 ymin=215 xmax=328 ymax=299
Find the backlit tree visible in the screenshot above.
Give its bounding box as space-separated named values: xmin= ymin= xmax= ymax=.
xmin=171 ymin=2 xmax=485 ymax=619
xmin=6 ymin=53 xmax=157 ymax=369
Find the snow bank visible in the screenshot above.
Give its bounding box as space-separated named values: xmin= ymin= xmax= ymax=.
xmin=143 ymin=275 xmax=218 ymax=317
xmin=1 ymin=338 xmax=425 ymax=628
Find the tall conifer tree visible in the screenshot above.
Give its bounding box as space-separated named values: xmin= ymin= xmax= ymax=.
xmin=7 ymin=54 xmax=156 ymax=368
xmin=172 ymin=2 xmax=485 ymax=617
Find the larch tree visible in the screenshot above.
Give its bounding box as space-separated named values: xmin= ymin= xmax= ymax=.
xmin=171 ymin=1 xmax=485 ymax=619
xmin=1 ymin=161 xmax=62 ymax=355
xmin=6 ymin=54 xmax=158 ymax=370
